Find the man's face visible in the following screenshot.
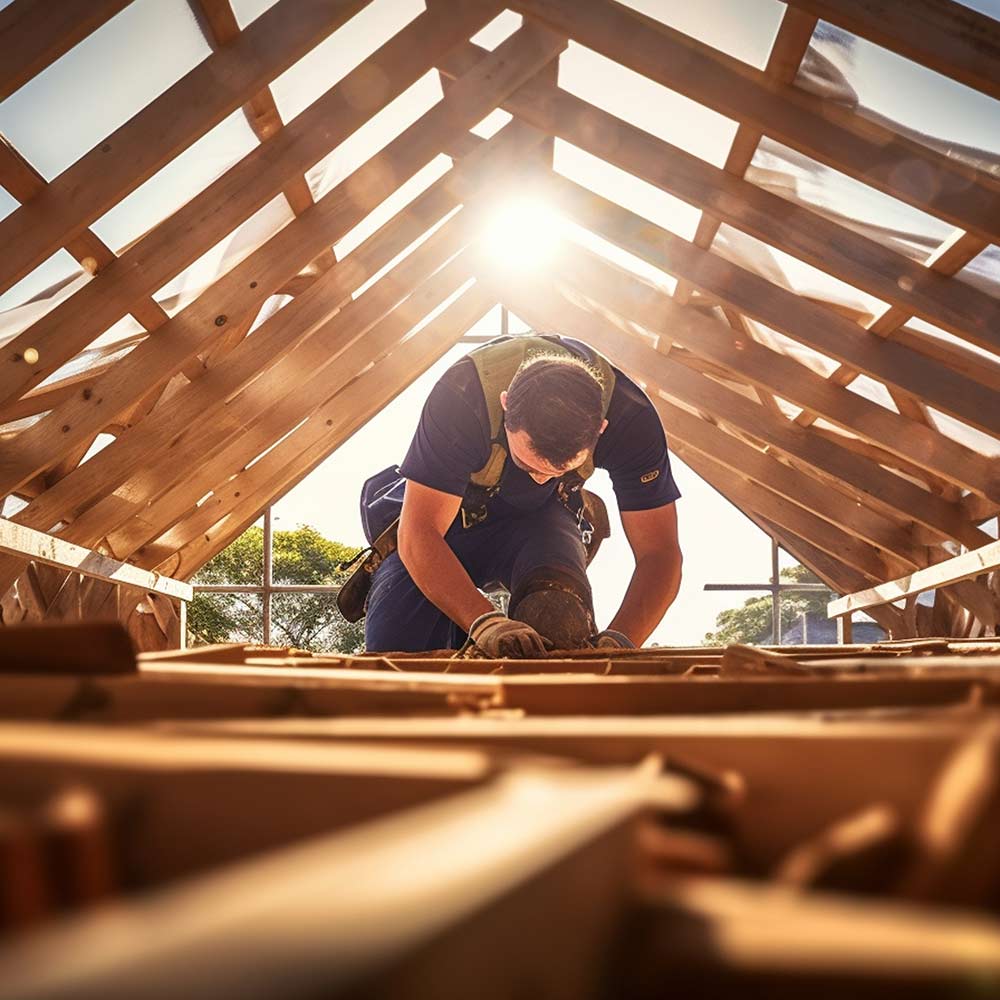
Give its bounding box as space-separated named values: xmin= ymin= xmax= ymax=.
xmin=505 ymin=425 xmax=589 ymax=484
xmin=500 ymin=390 xmax=605 ymax=485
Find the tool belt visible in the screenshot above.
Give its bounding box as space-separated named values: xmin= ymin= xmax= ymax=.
xmin=336 ymin=518 xmax=400 ymax=623
xmin=336 ymin=487 xmax=611 ymax=624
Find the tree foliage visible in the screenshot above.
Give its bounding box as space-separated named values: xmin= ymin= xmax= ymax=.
xmin=703 ymin=565 xmax=830 ymax=645
xmin=187 ymin=524 xmax=365 ymax=654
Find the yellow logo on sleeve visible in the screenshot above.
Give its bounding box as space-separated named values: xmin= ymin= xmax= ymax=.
xmin=640 ymin=469 xmax=660 ymax=484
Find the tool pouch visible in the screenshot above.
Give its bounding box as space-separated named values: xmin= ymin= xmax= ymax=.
xmin=336 ymin=519 xmax=400 ymax=623
xmin=337 ymin=466 xmax=407 ymax=624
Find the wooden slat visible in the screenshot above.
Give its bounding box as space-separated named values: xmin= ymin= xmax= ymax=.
xmin=795 ymin=230 xmax=993 ymax=428
xmin=0 ymin=0 xmax=133 ymax=102
xmin=829 ymin=540 xmax=1000 ymax=619
xmin=68 ymin=232 xmax=476 ymax=552
xmin=784 ymin=0 xmax=1000 ymax=103
xmin=0 ymin=518 xmax=191 ymax=600
xmin=0 ymin=0 xmax=503 ymax=409
xmin=0 ymin=24 xmax=564 ymax=502
xmin=674 ymin=5 xmax=817 ymax=306
xmin=0 ymin=0 xmax=370 ymax=297
xmin=437 ymin=42 xmax=1000 ymax=361
xmin=483 ymin=260 xmax=991 ymax=552
xmin=191 ymin=0 xmax=337 ymax=273
xmin=0 ymin=137 xmax=171 ymax=336
xmin=539 ymin=175 xmax=1000 ymax=498
xmin=649 ymin=395 xmax=920 ymax=563
xmin=514 ymin=0 xmax=1000 ymax=240
xmin=0 ymin=123 xmax=541 ymax=575
xmin=153 ymin=286 xmax=495 ymax=577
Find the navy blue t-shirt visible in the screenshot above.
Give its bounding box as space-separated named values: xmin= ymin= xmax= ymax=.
xmin=399 ymin=340 xmax=680 ymax=514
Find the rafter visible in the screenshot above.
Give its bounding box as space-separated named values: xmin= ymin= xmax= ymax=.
xmin=0 ymin=0 xmax=133 ymax=103
xmin=783 ymin=0 xmax=1000 ymax=103
xmin=190 ymin=0 xmax=337 ymax=274
xmin=0 ymin=25 xmax=565 ymax=500
xmin=673 ymin=4 xmax=817 ymax=307
xmin=0 ymin=0 xmax=372 ymax=297
xmin=535 ymin=182 xmax=1000 ymax=498
xmin=513 ymin=0 xmax=1000 ymax=241
xmin=0 ymin=0 xmax=505 ymax=409
xmin=437 ymin=42 xmax=1000 ymax=362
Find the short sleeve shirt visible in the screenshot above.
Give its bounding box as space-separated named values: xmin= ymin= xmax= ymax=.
xmin=399 ymin=340 xmax=681 ymax=513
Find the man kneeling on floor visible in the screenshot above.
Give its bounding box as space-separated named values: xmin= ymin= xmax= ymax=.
xmin=343 ymin=334 xmax=683 ymax=658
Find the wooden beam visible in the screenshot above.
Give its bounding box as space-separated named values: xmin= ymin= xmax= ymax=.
xmin=0 ymin=25 xmax=564 ymax=501
xmin=649 ymin=395 xmax=922 ymax=564
xmin=0 ymin=0 xmax=133 ymax=103
xmin=829 ymin=540 xmax=1000 ymax=619
xmin=0 ymin=0 xmax=503 ymax=409
xmin=783 ymin=0 xmax=1000 ymax=103
xmin=0 ymin=518 xmax=190 ymax=601
xmin=191 ymin=0 xmax=337 ymax=273
xmin=2 ymin=120 xmax=542 ymax=568
xmin=68 ymin=233 xmax=477 ymax=552
xmin=673 ymin=445 xmax=892 ymax=581
xmin=513 ymin=0 xmax=1000 ymax=241
xmin=0 ymin=0 xmax=371 ymax=297
xmin=482 ymin=261 xmax=992 ymax=552
xmin=154 ymin=286 xmax=495 ymax=578
xmin=674 ymin=5 xmax=817 ymax=306
xmin=795 ymin=229 xmax=993 ymax=428
xmin=0 ymin=137 xmax=170 ymax=334
xmin=539 ymin=175 xmax=1000 ymax=498
xmin=437 ymin=42 xmax=1000 ymax=363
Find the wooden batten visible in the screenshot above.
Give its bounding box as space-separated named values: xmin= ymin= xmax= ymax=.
xmin=513 ymin=0 xmax=1000 ymax=241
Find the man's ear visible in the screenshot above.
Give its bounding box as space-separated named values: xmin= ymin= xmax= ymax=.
xmin=598 ymin=418 xmax=609 ymax=435
xmin=500 ymin=390 xmax=508 ymax=411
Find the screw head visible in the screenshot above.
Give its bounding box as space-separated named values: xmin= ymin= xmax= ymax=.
xmin=214 ymin=315 xmax=227 ymax=327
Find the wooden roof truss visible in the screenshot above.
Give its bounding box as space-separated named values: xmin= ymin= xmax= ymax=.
xmin=1 ymin=0 xmax=998 ymax=640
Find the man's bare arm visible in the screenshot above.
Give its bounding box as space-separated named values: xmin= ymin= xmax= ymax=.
xmin=607 ymin=503 xmax=682 ymax=646
xmin=397 ymin=480 xmax=494 ymax=633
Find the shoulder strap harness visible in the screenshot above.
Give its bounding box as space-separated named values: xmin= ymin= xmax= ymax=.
xmin=460 ymin=335 xmax=615 ymax=528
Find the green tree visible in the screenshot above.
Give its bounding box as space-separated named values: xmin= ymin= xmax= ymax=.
xmin=704 ymin=565 xmax=831 ymax=645
xmin=187 ymin=524 xmax=365 ymax=654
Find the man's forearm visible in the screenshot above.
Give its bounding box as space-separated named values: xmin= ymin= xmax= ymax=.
xmin=608 ymin=551 xmax=682 ymax=646
xmin=398 ymin=528 xmax=494 ymax=633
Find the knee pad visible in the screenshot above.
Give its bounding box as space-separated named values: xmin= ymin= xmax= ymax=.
xmin=508 ymin=567 xmax=594 ymax=650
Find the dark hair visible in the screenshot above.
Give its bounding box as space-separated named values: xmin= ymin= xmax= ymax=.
xmin=504 ymin=354 xmax=605 ymax=467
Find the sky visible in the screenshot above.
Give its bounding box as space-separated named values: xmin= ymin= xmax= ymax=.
xmin=2 ymin=0 xmax=997 ymax=642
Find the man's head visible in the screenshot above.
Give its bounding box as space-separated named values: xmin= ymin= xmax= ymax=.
xmin=500 ymin=354 xmax=607 ymax=484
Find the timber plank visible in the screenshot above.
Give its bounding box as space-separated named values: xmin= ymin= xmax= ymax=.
xmin=142 ymin=286 xmax=496 ymax=576
xmin=0 ymin=0 xmax=132 ymax=103
xmin=541 ymin=178 xmax=1000 ymax=496
xmin=483 ymin=254 xmax=992 ymax=551
xmin=514 ymin=0 xmax=1000 ymax=240
xmin=0 ymin=0 xmax=503 ymax=409
xmin=829 ymin=540 xmax=1000 ymax=619
xmin=0 ymin=25 xmax=564 ymax=502
xmin=437 ymin=40 xmax=1000 ymax=360
xmin=0 ymin=0 xmax=370 ymax=297
xmin=784 ymin=0 xmax=1000 ymax=103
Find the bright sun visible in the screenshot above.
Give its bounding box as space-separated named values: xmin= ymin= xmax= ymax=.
xmin=482 ymin=197 xmax=564 ymax=272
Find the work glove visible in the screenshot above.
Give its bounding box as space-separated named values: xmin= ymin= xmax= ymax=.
xmin=468 ymin=610 xmax=551 ymax=658
xmin=591 ymin=628 xmax=635 ymax=650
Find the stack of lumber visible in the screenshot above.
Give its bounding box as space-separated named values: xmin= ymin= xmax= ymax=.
xmin=0 ymin=624 xmax=999 ymax=998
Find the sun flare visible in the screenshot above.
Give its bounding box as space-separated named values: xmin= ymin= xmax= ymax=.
xmin=482 ymin=197 xmax=564 ymax=273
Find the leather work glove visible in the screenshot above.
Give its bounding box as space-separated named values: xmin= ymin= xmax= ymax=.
xmin=591 ymin=628 xmax=635 ymax=650
xmin=468 ymin=610 xmax=551 ymax=658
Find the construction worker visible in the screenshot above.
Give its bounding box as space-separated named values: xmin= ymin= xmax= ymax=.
xmin=343 ymin=334 xmax=682 ymax=657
